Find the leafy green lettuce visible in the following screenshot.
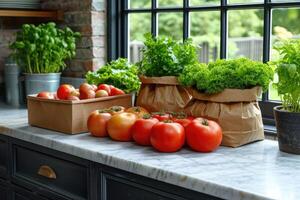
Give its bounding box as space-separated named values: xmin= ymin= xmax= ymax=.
xmin=179 ymin=58 xmax=274 ymax=94
xmin=86 ymin=58 xmax=141 ymax=93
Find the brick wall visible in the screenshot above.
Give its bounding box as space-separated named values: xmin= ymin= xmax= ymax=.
xmin=42 ymin=0 xmax=107 ymax=77
xmin=0 ymin=19 xmax=18 ymax=98
xmin=0 ymin=29 xmax=17 ymax=82
xmin=0 ymin=0 xmax=106 ymax=97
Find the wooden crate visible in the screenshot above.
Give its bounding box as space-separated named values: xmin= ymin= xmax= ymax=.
xmin=27 ymin=94 xmax=132 ymax=134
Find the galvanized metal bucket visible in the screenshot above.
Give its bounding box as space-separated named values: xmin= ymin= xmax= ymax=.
xmin=24 ymin=73 xmax=61 ymax=95
xmin=4 ymin=57 xmax=23 ymax=107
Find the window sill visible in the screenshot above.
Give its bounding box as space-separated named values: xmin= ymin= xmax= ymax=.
xmin=264 ymin=124 xmax=277 ymax=140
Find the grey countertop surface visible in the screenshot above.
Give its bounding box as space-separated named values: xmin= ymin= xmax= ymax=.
xmin=0 ymin=103 xmax=299 ymax=200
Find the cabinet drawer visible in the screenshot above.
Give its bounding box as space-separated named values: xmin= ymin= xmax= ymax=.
xmin=0 ymin=137 xmax=8 ymax=179
xmin=102 ymin=173 xmax=185 ymax=200
xmin=13 ymin=145 xmax=88 ymax=200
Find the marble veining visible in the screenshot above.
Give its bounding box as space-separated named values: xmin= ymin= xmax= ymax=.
xmin=0 ymin=104 xmax=299 ymax=200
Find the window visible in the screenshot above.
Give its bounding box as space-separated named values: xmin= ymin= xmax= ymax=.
xmin=107 ymin=0 xmax=300 ymax=126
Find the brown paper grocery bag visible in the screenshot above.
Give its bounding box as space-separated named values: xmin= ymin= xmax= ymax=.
xmin=136 ymin=76 xmax=192 ymax=112
xmin=185 ymin=87 xmax=264 ymax=147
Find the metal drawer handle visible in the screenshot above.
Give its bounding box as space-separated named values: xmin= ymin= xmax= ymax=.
xmin=37 ymin=165 xmax=57 ymax=179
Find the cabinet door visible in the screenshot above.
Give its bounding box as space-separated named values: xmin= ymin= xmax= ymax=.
xmin=13 ymin=192 xmax=48 ymax=200
xmin=0 ymin=136 xmax=9 ymax=179
xmin=100 ymin=166 xmax=223 ymax=200
xmin=102 ymin=173 xmax=185 ymax=200
xmin=12 ymin=186 xmax=32 ymax=200
xmin=0 ymin=183 xmax=9 ymax=200
xmin=14 ymin=193 xmax=30 ymax=200
xmin=12 ymin=186 xmax=48 ymax=200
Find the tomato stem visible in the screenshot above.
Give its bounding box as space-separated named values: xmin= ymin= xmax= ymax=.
xmin=202 ymin=119 xmax=209 ymax=126
xmin=110 ymin=106 xmax=123 ymax=112
xmin=142 ymin=113 xmax=152 ymax=119
xmin=133 ymin=107 xmax=141 ymax=112
xmin=97 ymin=109 xmax=110 ymax=113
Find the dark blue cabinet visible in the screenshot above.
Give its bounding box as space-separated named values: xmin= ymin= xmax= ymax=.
xmin=0 ymin=181 xmax=9 ymax=200
xmin=13 ymin=145 xmax=88 ymax=200
xmin=0 ymin=136 xmax=9 ymax=179
xmin=11 ymin=185 xmax=49 ymax=200
xmin=0 ymin=135 xmax=222 ymax=200
xmin=102 ymin=173 xmax=182 ymax=200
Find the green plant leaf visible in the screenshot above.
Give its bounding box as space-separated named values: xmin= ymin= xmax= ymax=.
xmin=9 ymin=22 xmax=81 ymax=74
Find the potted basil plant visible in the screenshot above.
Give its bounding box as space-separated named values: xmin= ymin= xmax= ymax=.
xmin=10 ymin=22 xmax=80 ymax=95
xmin=273 ymin=39 xmax=300 ymax=154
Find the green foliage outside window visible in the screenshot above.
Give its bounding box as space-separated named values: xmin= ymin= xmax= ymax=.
xmin=130 ymin=0 xmax=300 ymax=49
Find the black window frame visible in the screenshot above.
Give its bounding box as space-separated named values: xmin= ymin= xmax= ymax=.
xmin=107 ymin=0 xmax=300 ymax=130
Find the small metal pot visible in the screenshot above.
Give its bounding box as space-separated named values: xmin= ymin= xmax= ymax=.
xmin=4 ymin=56 xmax=23 ymax=107
xmin=274 ymin=105 xmax=300 ymax=154
xmin=24 ymin=73 xmax=61 ymax=95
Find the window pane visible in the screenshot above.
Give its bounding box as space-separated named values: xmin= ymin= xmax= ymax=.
xmin=189 ymin=0 xmax=220 ymax=6
xmin=228 ymin=9 xmax=263 ymax=61
xmin=158 ymin=13 xmax=183 ymax=41
xmin=228 ymin=0 xmax=263 ymax=3
xmin=129 ymin=13 xmax=151 ymax=63
xmin=129 ymin=0 xmax=151 ymax=9
xmin=269 ymin=8 xmax=300 ymax=100
xmin=272 ymin=0 xmax=300 ymax=2
xmin=190 ymin=11 xmax=220 ymax=63
xmin=271 ymin=8 xmax=300 ymax=60
xmin=158 ymin=0 xmax=182 ymax=7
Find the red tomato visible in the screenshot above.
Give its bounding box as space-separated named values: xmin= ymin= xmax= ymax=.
xmin=107 ymin=112 xmax=137 ymax=141
xmin=125 ymin=106 xmax=149 ymax=119
xmin=37 ymin=91 xmax=54 ymax=99
xmin=110 ymin=87 xmax=125 ymax=96
xmin=173 ymin=116 xmax=195 ymax=128
xmin=151 ymin=112 xmax=171 ymax=121
xmin=79 ymin=89 xmax=96 ymax=99
xmin=56 ymin=84 xmax=75 ymax=100
xmin=186 ymin=118 xmax=222 ymax=152
xmin=150 ymin=121 xmax=185 ymax=152
xmin=66 ymin=95 xmax=80 ymax=101
xmin=132 ymin=116 xmax=159 ymax=146
xmin=79 ymin=83 xmax=94 ymax=93
xmin=87 ymin=110 xmax=112 ymax=137
xmin=95 ymin=90 xmax=109 ymax=98
xmin=97 ymin=84 xmax=111 ymax=95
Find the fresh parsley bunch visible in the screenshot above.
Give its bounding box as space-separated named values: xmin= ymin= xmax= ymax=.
xmin=139 ymin=33 xmax=198 ymax=77
xmin=86 ymin=58 xmax=141 ymax=93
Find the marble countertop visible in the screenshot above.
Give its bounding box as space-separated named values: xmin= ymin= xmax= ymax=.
xmin=1 ymin=104 xmax=300 ymax=200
